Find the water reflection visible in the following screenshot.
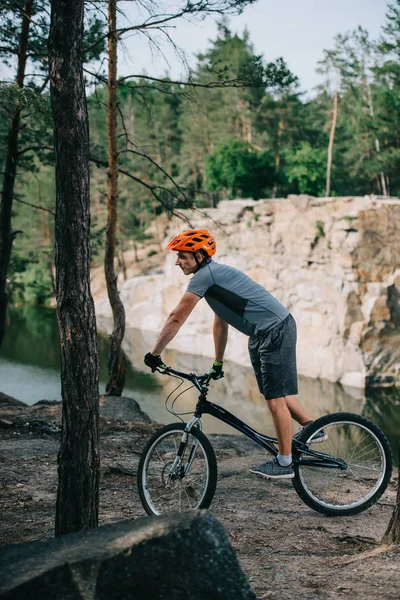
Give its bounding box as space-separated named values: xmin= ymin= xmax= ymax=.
xmin=363 ymin=386 xmax=400 ymax=463
xmin=0 ymin=307 xmax=159 ymax=403
xmin=1 ymin=308 xmax=398 ymax=462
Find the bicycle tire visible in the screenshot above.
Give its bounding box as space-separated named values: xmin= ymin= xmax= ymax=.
xmin=292 ymin=412 xmax=393 ymax=516
xmin=137 ymin=422 xmax=218 ymax=516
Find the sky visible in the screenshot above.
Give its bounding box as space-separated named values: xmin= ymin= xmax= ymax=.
xmin=0 ymin=0 xmax=389 ymax=95
xmin=117 ymin=0 xmax=389 ymax=96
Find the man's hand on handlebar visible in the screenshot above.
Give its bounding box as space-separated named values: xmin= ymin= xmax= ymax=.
xmin=144 ymin=354 xmax=224 ymax=382
xmin=144 ymin=352 xmax=167 ymax=372
xmin=208 ymin=360 xmax=224 ymax=380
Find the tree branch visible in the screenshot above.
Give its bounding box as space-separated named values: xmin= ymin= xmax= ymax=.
xmin=118 ymin=147 xmax=184 ymax=194
xmin=13 ymin=197 xmax=55 ymax=216
xmin=89 ymin=155 xmax=225 ymax=232
xmin=84 ymin=67 xmax=193 ymax=97
xmin=84 ymin=67 xmax=269 ymax=92
xmin=83 ymin=0 xmax=258 ymax=55
xmin=17 ymin=144 xmax=53 ymax=156
xmin=119 ymin=73 xmax=261 ymax=88
xmin=90 ymin=154 xmax=188 ymax=216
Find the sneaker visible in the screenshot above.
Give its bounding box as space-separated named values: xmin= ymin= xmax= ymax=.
xmin=250 ymin=458 xmax=294 ymax=480
xmin=293 ymin=426 xmax=328 ymax=443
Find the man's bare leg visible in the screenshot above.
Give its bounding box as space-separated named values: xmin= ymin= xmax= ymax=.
xmin=284 ymin=394 xmax=313 ymax=426
xmin=267 ymin=395 xmax=315 ymax=456
xmin=266 ymin=397 xmax=293 ymax=456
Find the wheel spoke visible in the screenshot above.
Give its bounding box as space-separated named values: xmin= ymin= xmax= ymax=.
xmin=293 ymin=415 xmax=391 ymax=516
xmin=139 ymin=426 xmax=213 ymax=516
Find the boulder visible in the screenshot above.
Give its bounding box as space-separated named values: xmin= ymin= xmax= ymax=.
xmin=0 ymin=511 xmax=256 ymax=600
xmin=0 ymin=393 xmax=26 ymax=407
xmin=99 ymin=396 xmax=153 ymax=424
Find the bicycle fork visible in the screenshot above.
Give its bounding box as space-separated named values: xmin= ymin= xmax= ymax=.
xmin=168 ymin=418 xmax=202 ymax=482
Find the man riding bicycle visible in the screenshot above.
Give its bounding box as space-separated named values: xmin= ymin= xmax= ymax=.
xmin=144 ymin=229 xmax=325 ymax=480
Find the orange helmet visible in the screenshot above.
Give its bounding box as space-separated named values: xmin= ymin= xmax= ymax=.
xmin=165 ymin=229 xmax=216 ymax=256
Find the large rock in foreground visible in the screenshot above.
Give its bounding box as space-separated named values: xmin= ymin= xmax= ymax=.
xmin=0 ymin=511 xmax=256 ymax=599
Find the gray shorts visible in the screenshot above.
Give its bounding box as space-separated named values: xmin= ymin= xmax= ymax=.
xmin=248 ymin=314 xmax=298 ymax=400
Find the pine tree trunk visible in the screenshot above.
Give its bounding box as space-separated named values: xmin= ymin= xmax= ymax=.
xmin=0 ymin=0 xmax=33 ymax=348
xmin=49 ymin=0 xmax=100 ymax=536
xmin=105 ymin=0 xmax=126 ymax=396
xmin=273 ymin=114 xmax=284 ymax=197
xmin=325 ymin=88 xmax=338 ymax=197
xmin=382 ymin=445 xmax=400 ymax=545
xmin=366 ymin=81 xmax=387 ymax=197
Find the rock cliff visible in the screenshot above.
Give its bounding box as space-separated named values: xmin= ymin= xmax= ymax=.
xmin=95 ymin=195 xmax=400 ymax=389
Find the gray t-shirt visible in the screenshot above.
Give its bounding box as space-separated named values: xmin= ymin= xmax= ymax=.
xmin=186 ymin=259 xmax=289 ymax=337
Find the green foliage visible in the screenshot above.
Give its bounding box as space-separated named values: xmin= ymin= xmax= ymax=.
xmin=178 ymin=22 xmax=297 ymax=202
xmin=310 ymin=220 xmax=326 ymax=249
xmin=195 ymin=22 xmax=296 ymax=90
xmin=205 ymin=140 xmax=274 ymax=198
xmin=315 ymin=220 xmax=325 ymax=238
xmin=8 ymin=250 xmax=54 ymax=306
xmin=284 ymin=142 xmax=327 ymax=196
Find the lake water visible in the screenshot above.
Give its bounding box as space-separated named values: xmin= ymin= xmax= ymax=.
xmin=1 ymin=307 xmax=399 ymax=460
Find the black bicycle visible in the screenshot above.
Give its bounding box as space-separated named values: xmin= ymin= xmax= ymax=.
xmin=137 ymin=367 xmax=393 ymax=517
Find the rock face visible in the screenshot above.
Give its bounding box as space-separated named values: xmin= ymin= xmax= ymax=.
xmin=0 ymin=512 xmax=256 ymax=600
xmin=95 ymin=196 xmax=400 ymax=388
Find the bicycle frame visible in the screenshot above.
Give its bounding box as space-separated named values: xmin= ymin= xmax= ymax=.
xmin=157 ymin=367 xmax=347 ymax=471
xmin=190 ymin=396 xmax=280 ymax=455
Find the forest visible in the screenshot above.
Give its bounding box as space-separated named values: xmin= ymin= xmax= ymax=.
xmin=1 ymin=1 xmax=400 ymax=307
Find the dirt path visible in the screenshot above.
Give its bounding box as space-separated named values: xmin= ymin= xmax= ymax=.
xmin=0 ymin=398 xmax=399 ymax=599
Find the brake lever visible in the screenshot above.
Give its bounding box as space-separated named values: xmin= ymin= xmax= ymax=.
xmin=198 ymin=371 xmax=225 ymax=385
xmin=155 ymin=366 xmax=170 ymax=375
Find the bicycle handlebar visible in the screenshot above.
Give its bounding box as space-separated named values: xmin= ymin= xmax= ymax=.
xmin=154 ymin=365 xmax=222 ymax=388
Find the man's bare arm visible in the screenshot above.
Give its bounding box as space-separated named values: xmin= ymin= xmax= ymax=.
xmin=213 ymin=314 xmax=228 ymax=362
xmin=151 ymin=292 xmax=201 ymax=355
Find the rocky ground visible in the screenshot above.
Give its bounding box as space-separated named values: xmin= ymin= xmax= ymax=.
xmin=0 ymin=394 xmax=399 ymax=599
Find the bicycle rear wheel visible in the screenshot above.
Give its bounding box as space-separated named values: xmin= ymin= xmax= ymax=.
xmin=137 ymin=422 xmax=217 ymax=516
xmin=292 ymin=412 xmax=393 ymax=516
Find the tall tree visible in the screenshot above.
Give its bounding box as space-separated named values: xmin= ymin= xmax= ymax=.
xmin=0 ymin=0 xmax=106 ymax=339
xmin=323 ymin=28 xmax=387 ymax=195
xmin=316 ymin=49 xmax=341 ymax=197
xmin=0 ymin=0 xmax=33 ymax=347
xmin=374 ymin=0 xmax=400 ymax=196
xmin=325 ymin=88 xmax=338 ymax=197
xmin=49 ymin=0 xmax=100 ymax=535
xmin=104 ymin=0 xmax=126 ymax=396
xmin=254 ymin=87 xmax=304 ymax=196
xmin=178 ymin=22 xmax=295 ymax=197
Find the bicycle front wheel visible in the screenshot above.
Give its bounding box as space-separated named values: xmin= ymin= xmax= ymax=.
xmin=292 ymin=412 xmax=393 ymax=516
xmin=137 ymin=422 xmax=217 ymax=516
